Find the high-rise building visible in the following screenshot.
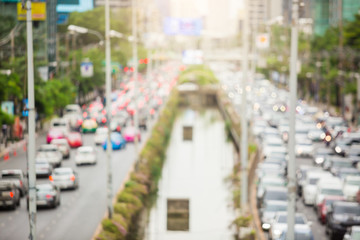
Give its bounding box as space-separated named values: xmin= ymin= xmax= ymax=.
xmin=312 ymin=0 xmax=360 ymax=36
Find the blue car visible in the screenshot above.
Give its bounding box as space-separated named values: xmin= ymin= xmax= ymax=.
xmin=102 ymin=132 xmax=126 ymax=150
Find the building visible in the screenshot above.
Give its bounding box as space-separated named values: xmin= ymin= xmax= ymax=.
xmin=312 ymin=0 xmax=360 ymax=36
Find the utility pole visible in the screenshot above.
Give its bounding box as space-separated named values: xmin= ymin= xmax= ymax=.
xmin=241 ymin=0 xmax=249 ymax=213
xmin=26 ymin=0 xmax=37 ymax=238
xmin=104 ymin=0 xmax=113 ymax=219
xmin=287 ymin=0 xmax=299 ymax=239
xmin=338 ymin=0 xmax=344 ymax=117
xmin=132 ymin=0 xmax=139 ymax=155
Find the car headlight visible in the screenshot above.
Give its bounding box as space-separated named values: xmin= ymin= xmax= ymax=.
xmin=262 ymin=223 xmax=271 ymax=230
xmin=320 ymin=133 xmax=326 ymax=139
xmin=315 ymin=157 xmax=324 ymax=164
xmin=273 ymin=229 xmax=282 ymax=238
xmin=335 ymin=146 xmax=342 ymax=153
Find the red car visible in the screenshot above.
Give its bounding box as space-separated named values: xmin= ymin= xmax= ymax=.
xmin=67 ymin=132 xmax=83 ymax=148
xmin=123 ymin=126 xmax=141 ymax=142
xmin=317 ymin=196 xmax=345 ymax=224
xmin=46 ymin=128 xmax=65 ymax=144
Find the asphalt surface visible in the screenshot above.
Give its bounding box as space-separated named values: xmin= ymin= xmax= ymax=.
xmin=0 ymin=129 xmax=149 ymax=240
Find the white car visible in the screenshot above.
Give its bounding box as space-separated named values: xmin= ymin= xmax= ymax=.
xmin=303 ymin=171 xmax=332 ymax=205
xmin=50 ymin=118 xmax=70 ymax=135
xmin=50 ymin=139 xmax=70 ymax=159
xmin=50 ymin=168 xmax=79 ymax=190
xmin=94 ymin=127 xmax=108 ymax=145
xmin=343 ymin=175 xmax=360 ymax=201
xmin=269 ymin=212 xmax=310 ymax=240
xmin=295 ymin=139 xmax=314 ymax=157
xmin=314 ymin=177 xmax=344 ymax=206
xmin=75 ymin=146 xmax=97 ymax=166
xmin=36 ymin=144 xmax=63 ymax=167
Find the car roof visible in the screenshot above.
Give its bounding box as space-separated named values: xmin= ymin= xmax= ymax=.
xmin=265 ymin=200 xmax=288 ymax=206
xmin=333 ymin=201 xmax=359 ymax=207
xmin=77 ymin=146 xmax=94 ymax=151
xmin=40 ymin=144 xmax=57 ymax=149
xmin=54 ymin=168 xmax=73 ymax=172
xmin=265 ymin=186 xmax=287 ymax=192
xmin=345 ymin=175 xmax=360 ymax=181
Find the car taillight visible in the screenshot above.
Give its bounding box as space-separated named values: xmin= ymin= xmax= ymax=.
xmin=116 ymin=126 xmax=121 ymax=132
xmin=9 ymin=192 xmax=14 ymax=198
xmin=19 ymin=180 xmax=23 ymax=187
xmin=46 ymin=194 xmax=53 ymax=199
xmin=102 ymin=117 xmax=107 ymax=123
xmin=77 ymin=119 xmax=83 ymax=125
xmin=49 ymin=175 xmax=54 ymax=181
xmin=70 ymin=175 xmax=75 ymax=181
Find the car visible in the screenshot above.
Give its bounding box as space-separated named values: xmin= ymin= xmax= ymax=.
xmin=51 ymin=138 xmax=70 ymax=159
xmin=50 ymin=118 xmax=70 ymax=135
xmin=49 ymin=168 xmax=79 ymax=190
xmin=94 ymin=127 xmax=108 ymax=145
xmin=36 ymin=144 xmax=63 ymax=167
xmin=329 ymin=159 xmax=354 ymax=176
xmin=316 ymin=196 xmax=345 ymax=224
xmin=259 ymin=186 xmax=288 ymax=209
xmin=46 ymin=128 xmax=66 ymax=144
xmin=343 ymin=176 xmax=360 ymax=201
xmin=63 ymin=113 xmax=83 ymax=131
xmin=67 ymin=132 xmax=83 ymax=148
xmin=35 ymin=160 xmax=53 ymax=178
xmin=343 ymin=226 xmax=360 ymax=240
xmin=302 ymin=171 xmax=333 ymax=205
xmin=75 ymin=146 xmax=97 ymax=165
xmin=278 ymin=225 xmax=314 ymax=240
xmin=0 ymin=169 xmax=28 ymax=197
xmin=64 ymin=104 xmax=82 ymax=115
xmin=296 ymin=166 xmax=322 ymax=196
xmin=257 ymin=176 xmax=286 ymax=204
xmin=308 ymin=129 xmax=326 ymax=142
xmin=313 ymin=147 xmax=335 ymax=166
xmin=295 ymin=139 xmax=314 ymax=158
xmin=82 ymin=118 xmax=98 ymax=133
xmin=0 ymin=180 xmax=20 ymax=210
xmin=326 ymin=201 xmax=360 ymax=239
xmin=123 ymin=126 xmax=141 ymax=142
xmin=103 ymin=132 xmax=127 ymax=150
xmin=260 ymin=200 xmax=287 ymax=231
xmin=315 ymin=177 xmax=344 ymax=206
xmin=269 ymin=212 xmax=310 ymax=240
xmin=29 ymin=184 xmax=60 ymax=209
xmin=333 ymin=138 xmax=352 ymax=157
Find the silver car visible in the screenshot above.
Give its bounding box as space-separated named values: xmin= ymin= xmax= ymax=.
xmin=33 ymin=184 xmax=60 ymax=208
xmin=51 ymin=139 xmax=70 ymax=159
xmin=75 ymin=146 xmax=97 ymax=166
xmin=35 ymin=160 xmax=53 ymax=178
xmin=50 ymin=168 xmax=79 ymax=190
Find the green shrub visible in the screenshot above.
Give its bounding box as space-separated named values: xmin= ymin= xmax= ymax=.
xmin=114 ymin=202 xmax=135 ymax=220
xmin=101 ymin=219 xmax=126 ymax=239
xmin=117 ymin=192 xmax=143 ymax=209
xmin=95 ymin=230 xmax=117 ymax=240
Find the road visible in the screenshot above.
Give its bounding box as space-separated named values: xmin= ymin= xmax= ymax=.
xmin=0 ymin=129 xmax=149 ymax=240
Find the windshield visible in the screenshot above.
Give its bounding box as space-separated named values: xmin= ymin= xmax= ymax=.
xmin=1 ymin=173 xmax=20 ymax=179
xmin=36 ymin=185 xmax=53 ymax=192
xmin=278 ymin=215 xmax=305 ymax=224
xmin=309 ymin=178 xmax=319 ymax=185
xmin=321 ymin=188 xmax=343 ymax=195
xmin=333 ymin=161 xmax=353 ymax=168
xmin=54 ymin=169 xmax=72 ymax=175
xmin=266 ymin=204 xmax=287 ymax=212
xmin=334 ymin=205 xmax=360 ymax=215
xmin=264 ymin=191 xmax=287 ymax=201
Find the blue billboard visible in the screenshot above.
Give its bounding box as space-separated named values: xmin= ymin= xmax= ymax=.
xmin=163 ymin=17 xmax=203 ymax=36
xmin=56 ymin=0 xmax=93 ymax=13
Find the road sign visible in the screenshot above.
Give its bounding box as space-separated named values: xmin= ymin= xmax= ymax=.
xmin=80 ymin=61 xmax=94 ymax=77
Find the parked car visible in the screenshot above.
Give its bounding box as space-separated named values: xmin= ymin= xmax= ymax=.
xmin=50 ymin=138 xmax=70 ymax=159
xmin=259 ymin=186 xmax=288 ymax=209
xmin=66 ymin=132 xmax=83 ymax=148
xmin=278 ymin=225 xmax=314 ymax=240
xmin=49 ymin=168 xmax=79 ymax=190
xmin=0 ymin=169 xmax=28 ymax=197
xmin=0 ymin=180 xmax=20 ymax=209
xmin=302 ymin=171 xmax=332 ymax=205
xmin=75 ymin=146 xmax=97 ymax=166
xmin=35 ymin=160 xmax=53 ymax=178
xmin=28 ymin=184 xmax=60 ymax=209
xmin=257 ymin=176 xmax=286 ymax=203
xmin=316 ymin=196 xmax=345 ymax=224
xmin=326 ymin=201 xmax=360 ymax=239
xmin=103 ymin=132 xmax=127 ymax=150
xmin=94 ymin=127 xmax=108 ymax=145
xmin=314 ymin=177 xmax=344 ymax=206
xmin=36 ymin=144 xmax=62 ymax=167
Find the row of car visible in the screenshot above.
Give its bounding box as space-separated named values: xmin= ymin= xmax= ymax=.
xmin=211 ymin=62 xmax=360 ymax=240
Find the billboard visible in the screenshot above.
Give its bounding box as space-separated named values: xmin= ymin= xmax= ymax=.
xmin=163 ymin=17 xmax=202 ymax=36
xmin=1 ymin=101 xmax=14 ymax=116
xmin=17 ymin=2 xmax=46 ymax=21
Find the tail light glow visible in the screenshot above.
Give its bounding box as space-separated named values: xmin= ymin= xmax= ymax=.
xmin=46 ymin=194 xmax=53 ymax=199
xmin=49 ymin=175 xmax=54 ymax=181
xmin=70 ymin=175 xmax=76 ymax=181
xmin=9 ymin=192 xmax=14 ymax=198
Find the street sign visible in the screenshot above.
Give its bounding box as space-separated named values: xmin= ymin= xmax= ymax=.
xmin=256 ymin=33 xmax=270 ymax=49
xmin=80 ymin=61 xmax=94 ymax=77
xmin=17 ymin=2 xmax=46 ymax=21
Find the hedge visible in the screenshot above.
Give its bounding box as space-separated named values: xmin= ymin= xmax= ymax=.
xmin=96 ymin=89 xmax=179 ymax=240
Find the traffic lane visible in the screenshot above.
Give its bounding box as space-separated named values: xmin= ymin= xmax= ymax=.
xmin=0 ymin=130 xmax=146 ymax=240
